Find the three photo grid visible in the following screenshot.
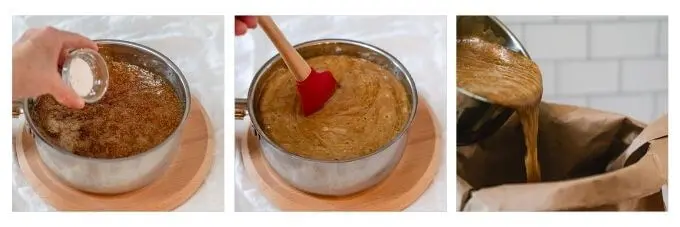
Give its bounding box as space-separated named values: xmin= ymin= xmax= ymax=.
xmin=3 ymin=0 xmax=675 ymax=226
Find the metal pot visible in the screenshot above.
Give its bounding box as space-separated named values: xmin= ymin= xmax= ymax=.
xmin=236 ymin=39 xmax=418 ymax=196
xmin=456 ymin=16 xmax=531 ymax=146
xmin=12 ymin=39 xmax=192 ymax=194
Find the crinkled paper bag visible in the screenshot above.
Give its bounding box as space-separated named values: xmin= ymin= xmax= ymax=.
xmin=457 ymin=102 xmax=668 ymax=211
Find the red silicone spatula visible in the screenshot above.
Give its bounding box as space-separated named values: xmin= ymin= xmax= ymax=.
xmin=257 ymin=16 xmax=338 ymax=116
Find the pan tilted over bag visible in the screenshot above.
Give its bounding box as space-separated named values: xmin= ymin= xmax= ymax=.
xmin=457 ymin=102 xmax=668 ymax=211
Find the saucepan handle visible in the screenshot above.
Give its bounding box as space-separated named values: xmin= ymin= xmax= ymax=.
xmin=12 ymin=100 xmax=23 ymax=118
xmin=235 ymin=98 xmax=248 ymax=120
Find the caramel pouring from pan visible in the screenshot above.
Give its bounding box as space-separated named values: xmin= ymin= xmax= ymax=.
xmin=456 ymin=16 xmax=532 ymax=146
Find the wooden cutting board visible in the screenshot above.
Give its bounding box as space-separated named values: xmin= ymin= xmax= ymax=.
xmin=240 ymin=96 xmax=441 ymax=211
xmin=15 ymin=96 xmax=214 ymax=211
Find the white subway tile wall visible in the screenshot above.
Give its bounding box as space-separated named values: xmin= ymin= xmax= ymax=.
xmin=591 ymin=22 xmax=658 ymax=58
xmin=498 ymin=15 xmax=668 ymax=123
xmin=524 ymin=24 xmax=588 ymax=59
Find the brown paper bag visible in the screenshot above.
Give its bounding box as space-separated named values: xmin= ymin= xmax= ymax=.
xmin=457 ymin=102 xmax=668 ymax=211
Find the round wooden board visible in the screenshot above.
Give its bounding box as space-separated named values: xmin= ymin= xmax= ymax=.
xmin=15 ymin=96 xmax=215 ymax=211
xmin=240 ymin=96 xmax=441 ymax=211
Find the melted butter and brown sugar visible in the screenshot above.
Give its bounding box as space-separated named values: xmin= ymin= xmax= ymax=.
xmin=457 ymin=37 xmax=544 ymax=182
xmin=32 ymin=55 xmax=183 ymax=159
xmin=258 ymin=55 xmax=410 ymax=161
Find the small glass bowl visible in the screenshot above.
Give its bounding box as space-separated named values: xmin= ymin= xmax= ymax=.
xmin=61 ymin=48 xmax=109 ymax=103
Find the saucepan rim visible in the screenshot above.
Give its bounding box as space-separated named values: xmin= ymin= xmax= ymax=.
xmin=22 ymin=39 xmax=192 ymax=163
xmin=456 ymin=15 xmax=531 ymax=105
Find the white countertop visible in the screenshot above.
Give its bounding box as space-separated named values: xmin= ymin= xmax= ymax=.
xmin=234 ymin=15 xmax=447 ymax=211
xmin=11 ymin=15 xmax=225 ymax=212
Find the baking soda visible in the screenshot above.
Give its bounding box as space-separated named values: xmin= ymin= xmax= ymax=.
xmin=69 ymin=57 xmax=95 ymax=97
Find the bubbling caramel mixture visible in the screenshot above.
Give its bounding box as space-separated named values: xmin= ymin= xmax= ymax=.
xmin=457 ymin=37 xmax=543 ymax=182
xmin=258 ymin=55 xmax=410 ymax=161
xmin=32 ymin=55 xmax=183 ymax=159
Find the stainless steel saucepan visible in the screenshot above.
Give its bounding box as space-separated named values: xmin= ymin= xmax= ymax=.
xmin=12 ymin=39 xmax=192 ymax=194
xmin=456 ymin=16 xmax=532 ymax=146
xmin=236 ymin=39 xmax=418 ymax=196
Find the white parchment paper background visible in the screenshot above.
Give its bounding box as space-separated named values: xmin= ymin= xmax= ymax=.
xmin=234 ymin=15 xmax=447 ymax=211
xmin=11 ymin=15 xmax=225 ymax=212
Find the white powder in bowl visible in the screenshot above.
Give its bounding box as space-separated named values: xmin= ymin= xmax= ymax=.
xmin=68 ymin=57 xmax=95 ymax=97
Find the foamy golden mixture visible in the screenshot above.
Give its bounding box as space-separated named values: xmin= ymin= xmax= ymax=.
xmin=457 ymin=37 xmax=542 ymax=107
xmin=457 ymin=37 xmax=543 ymax=182
xmin=258 ymin=55 xmax=410 ymax=161
xmin=32 ymin=54 xmax=183 ymax=159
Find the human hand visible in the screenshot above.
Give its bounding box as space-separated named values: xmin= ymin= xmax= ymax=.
xmin=12 ymin=26 xmax=98 ymax=109
xmin=236 ymin=16 xmax=257 ymax=36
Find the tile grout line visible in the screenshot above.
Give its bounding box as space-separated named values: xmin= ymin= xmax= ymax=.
xmin=551 ymin=91 xmax=660 ymax=98
xmin=656 ymin=20 xmax=663 ymax=57
xmin=533 ymin=55 xmax=665 ymax=62
xmin=553 ymin=60 xmax=560 ymax=96
xmin=651 ymin=92 xmax=659 ymax=120
xmin=520 ymin=23 xmax=527 ymax=45
xmin=586 ymin=21 xmax=592 ymax=61
xmin=617 ymin=59 xmax=624 ymax=93
xmin=500 ymin=18 xmax=663 ymax=25
xmin=659 ymin=91 xmax=668 ymax=116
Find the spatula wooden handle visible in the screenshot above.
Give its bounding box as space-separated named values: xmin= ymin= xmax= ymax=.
xmin=257 ymin=16 xmax=311 ymax=81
